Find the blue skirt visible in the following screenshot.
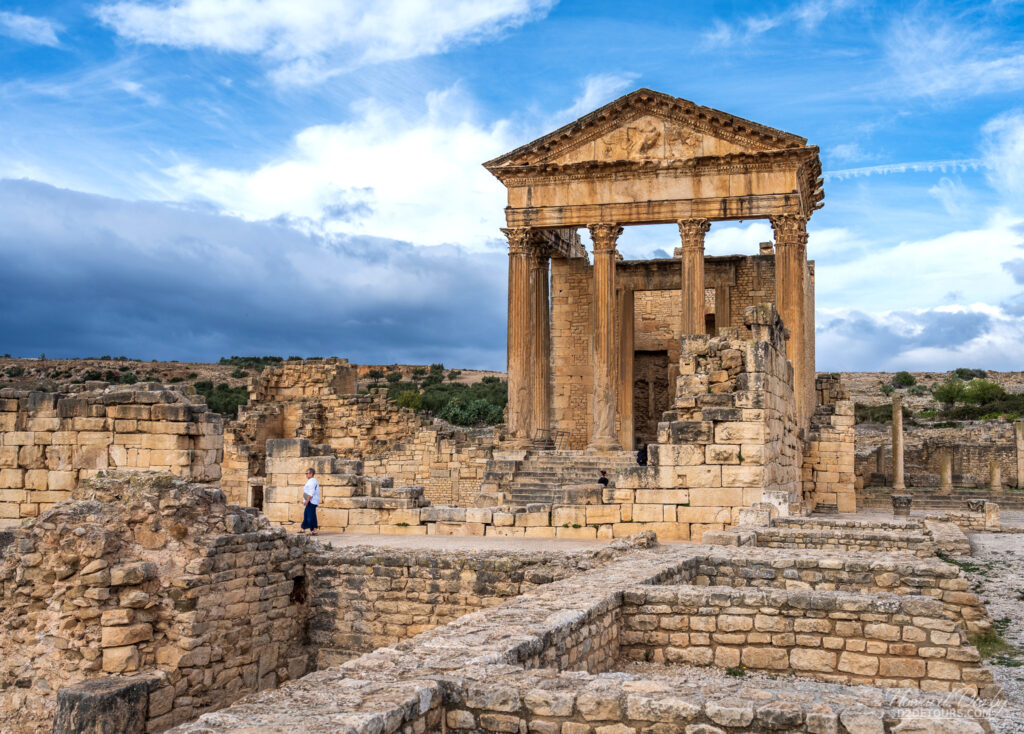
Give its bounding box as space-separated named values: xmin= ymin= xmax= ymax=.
xmin=301 ymin=502 xmax=318 ymax=530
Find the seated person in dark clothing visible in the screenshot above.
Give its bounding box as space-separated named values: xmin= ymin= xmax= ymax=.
xmin=597 ymin=470 xmax=609 ymax=486
xmin=636 ymin=443 xmax=648 ymax=466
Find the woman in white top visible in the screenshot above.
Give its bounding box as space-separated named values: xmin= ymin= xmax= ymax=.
xmin=301 ymin=468 xmax=320 ymax=535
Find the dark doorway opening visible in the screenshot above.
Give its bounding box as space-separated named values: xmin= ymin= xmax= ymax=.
xmin=633 ymin=350 xmax=671 ymax=446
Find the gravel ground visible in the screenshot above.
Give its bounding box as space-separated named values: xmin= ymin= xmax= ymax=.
xmin=958 ymin=532 xmax=1024 ymax=733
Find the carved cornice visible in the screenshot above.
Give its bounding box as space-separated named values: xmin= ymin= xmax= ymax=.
xmin=769 ymin=214 xmax=809 ymax=249
xmin=491 ymin=148 xmax=816 ymax=187
xmin=677 ymin=218 xmax=711 ymax=251
xmin=588 ymin=224 xmax=623 ymax=253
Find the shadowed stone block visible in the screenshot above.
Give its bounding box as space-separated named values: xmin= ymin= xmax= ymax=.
xmin=53 ymin=675 xmax=151 ymax=734
xmin=891 ymin=494 xmax=912 ymax=517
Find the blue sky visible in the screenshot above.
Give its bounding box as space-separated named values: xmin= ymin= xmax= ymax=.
xmin=2 ymin=0 xmax=1024 ymax=371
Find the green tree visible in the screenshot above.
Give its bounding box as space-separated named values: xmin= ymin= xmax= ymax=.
xmin=891 ymin=371 xmax=916 ymax=387
xmin=932 ymin=378 xmax=966 ymax=407
xmin=385 ymin=371 xmax=402 ymax=383
xmin=962 ymin=379 xmax=1006 ymax=405
xmin=366 ymin=369 xmax=385 ymax=387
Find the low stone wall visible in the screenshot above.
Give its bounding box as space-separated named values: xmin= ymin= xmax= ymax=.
xmin=306 ymin=545 xmax=631 ymax=667
xmin=687 ymin=547 xmax=991 ymax=633
xmin=924 ymin=501 xmax=1000 ymax=532
xmin=619 ymin=586 xmax=995 ymax=695
xmin=0 ymin=472 xmax=307 ymax=734
xmin=0 ymin=385 xmax=222 ymax=527
xmin=748 ymin=525 xmax=936 ymax=556
xmin=801 ymin=374 xmax=856 ymax=512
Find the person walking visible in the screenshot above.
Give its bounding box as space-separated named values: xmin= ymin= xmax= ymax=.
xmin=301 ymin=468 xmax=320 ymax=535
xmin=597 ymin=470 xmax=609 ymax=487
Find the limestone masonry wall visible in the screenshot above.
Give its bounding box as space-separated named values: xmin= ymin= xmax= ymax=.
xmin=619 ymin=585 xmax=994 ymax=695
xmin=0 ymin=472 xmax=308 ymax=734
xmin=550 ymin=256 xmax=594 ymax=449
xmin=0 ymin=385 xmax=222 ymax=528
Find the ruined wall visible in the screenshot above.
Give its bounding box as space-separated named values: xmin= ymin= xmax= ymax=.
xmin=801 ymin=373 xmax=856 ymax=512
xmin=0 ymin=386 xmax=222 ymax=528
xmin=0 ymin=472 xmax=307 ymax=734
xmin=856 ymin=421 xmax=1018 ymax=490
xmin=614 ymin=304 xmax=802 ymax=540
xmin=305 ymin=546 xmax=630 ymax=667
xmin=620 ymin=586 xmax=993 ymax=695
xmin=223 ymin=365 xmax=496 ymax=508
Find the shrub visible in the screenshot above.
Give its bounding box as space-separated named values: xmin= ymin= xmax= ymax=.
xmin=394 ymin=390 xmax=422 ymax=411
xmin=82 ymin=370 xmax=103 ymax=381
xmin=880 ymin=384 xmax=894 ymax=396
xmin=963 ymin=379 xmax=1007 ymax=405
xmin=219 ymin=356 xmax=283 ymax=371
xmin=385 ymin=371 xmax=402 ymax=383
xmin=908 ymin=384 xmax=927 ymax=396
xmin=447 ymin=369 xmax=462 ymax=381
xmin=230 ymin=368 xmax=248 ymax=379
xmin=855 ymin=403 xmax=913 ymax=424
xmin=953 ymin=367 xmax=987 ymax=381
xmin=892 ymin=371 xmax=916 ymax=387
xmin=120 ymin=372 xmax=138 ymax=385
xmin=411 ymin=366 xmax=428 ymax=378
xmin=4 ymin=366 xmax=24 ymax=378
xmin=187 ymin=372 xmax=198 ymax=379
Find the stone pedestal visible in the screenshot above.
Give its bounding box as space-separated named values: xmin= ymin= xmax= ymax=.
xmin=891 ymin=494 xmax=912 ymax=517
xmin=891 ymin=395 xmax=905 ymax=490
xmin=587 ymin=223 xmax=622 ymax=451
xmin=54 ymin=675 xmax=152 ymax=734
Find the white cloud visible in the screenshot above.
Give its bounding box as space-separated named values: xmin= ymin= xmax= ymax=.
xmin=700 ymin=0 xmax=852 ymax=49
xmin=553 ymin=73 xmax=638 ymax=123
xmin=161 ymin=86 xmax=516 ymax=248
xmin=116 ymin=80 xmax=161 ymax=105
xmin=96 ymin=0 xmax=556 ymax=85
xmin=928 ymin=177 xmax=970 ymax=218
xmin=0 ymin=11 xmax=62 ymax=47
xmin=885 ymin=14 xmax=1024 ymax=98
xmin=982 ymin=110 xmax=1024 ymax=198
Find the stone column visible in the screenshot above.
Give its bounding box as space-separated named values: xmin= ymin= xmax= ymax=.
xmin=940 ymin=451 xmax=953 ymax=491
xmin=530 ymin=249 xmax=551 ymax=442
xmin=502 ymin=227 xmax=535 ymax=448
xmin=1016 ymin=420 xmax=1024 ymax=489
xmin=617 ymin=288 xmax=635 ymax=451
xmin=588 ymin=223 xmax=623 ymax=451
xmin=770 ymin=214 xmax=809 ymax=426
xmin=678 ymin=218 xmax=711 ymax=335
xmin=891 ymin=395 xmax=905 ymax=490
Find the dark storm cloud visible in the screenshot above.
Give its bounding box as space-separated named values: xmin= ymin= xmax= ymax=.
xmin=0 ymin=179 xmax=507 ymax=368
xmin=816 ymin=308 xmax=995 ymax=371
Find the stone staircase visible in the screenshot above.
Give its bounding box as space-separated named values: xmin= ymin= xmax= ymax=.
xmin=482 ymin=449 xmax=639 ymax=506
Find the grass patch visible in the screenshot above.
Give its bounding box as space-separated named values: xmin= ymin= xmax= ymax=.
xmin=725 ymin=666 xmax=746 ymax=677
xmin=935 ymin=550 xmax=982 ymax=573
xmin=969 ymin=627 xmax=1017 ymax=660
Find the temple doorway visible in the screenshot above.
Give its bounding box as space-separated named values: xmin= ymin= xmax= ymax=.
xmin=632 ymin=350 xmax=671 ymax=446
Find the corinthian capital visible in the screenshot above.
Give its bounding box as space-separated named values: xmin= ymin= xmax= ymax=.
xmin=677 ymin=218 xmax=711 ymax=251
xmin=769 ymin=214 xmax=809 ymax=248
xmin=587 ymin=223 xmax=623 ymax=254
xmin=501 ymin=227 xmax=537 ymax=256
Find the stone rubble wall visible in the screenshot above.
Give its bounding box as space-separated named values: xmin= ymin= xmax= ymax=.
xmin=169 ymin=538 xmax=993 ymax=733
xmin=0 ymin=472 xmax=308 ymax=734
xmin=619 ymin=585 xmax=995 ymax=696
xmin=222 ymin=361 xmax=497 ymax=508
xmin=0 ymin=386 xmax=222 ymax=528
xmin=801 ymin=374 xmax=856 ymax=512
xmin=924 ymin=502 xmax=1000 ymax=531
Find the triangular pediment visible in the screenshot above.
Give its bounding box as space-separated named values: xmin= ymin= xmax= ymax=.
xmin=485 ymin=89 xmax=807 ymax=171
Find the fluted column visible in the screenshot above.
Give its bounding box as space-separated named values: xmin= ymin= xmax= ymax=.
xmin=771 ymin=214 xmax=810 ymax=427
xmin=530 ymin=248 xmax=551 ymax=441
xmin=678 ymin=218 xmax=710 ymax=335
xmin=588 ymin=223 xmax=623 ymax=451
xmin=503 ymin=227 xmax=535 ymax=447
